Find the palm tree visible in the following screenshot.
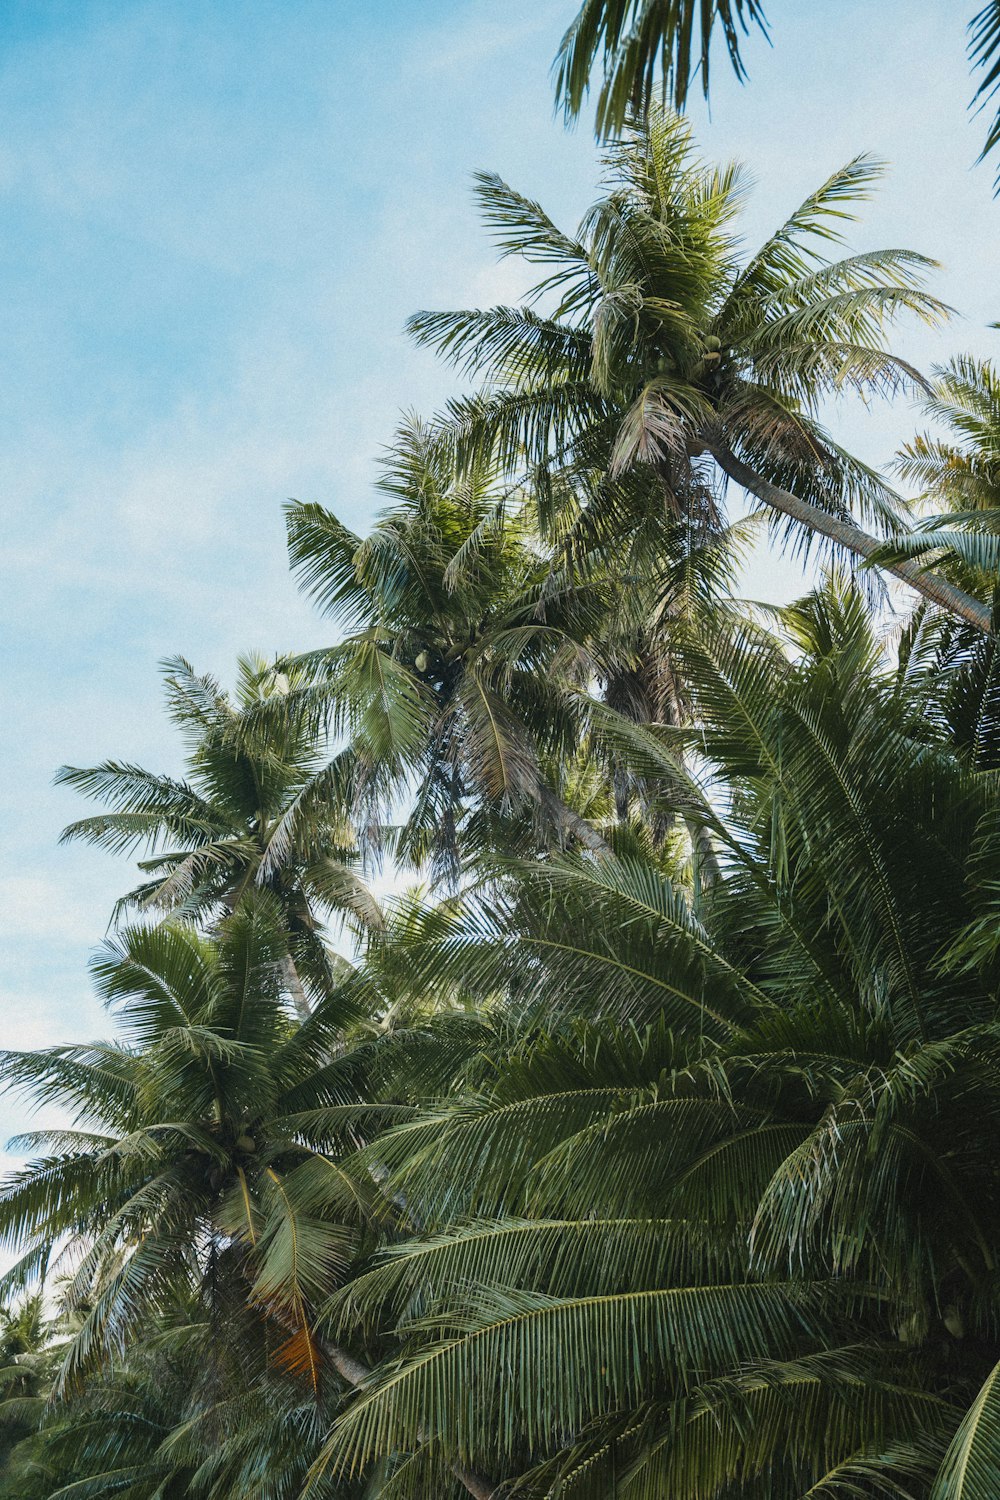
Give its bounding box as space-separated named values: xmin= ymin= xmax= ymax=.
xmin=0 ymin=895 xmax=510 ymax=1500
xmin=57 ymin=653 xmax=381 ymax=1019
xmin=1 ymin=1298 xmax=356 ymax=1500
xmin=0 ymin=1295 xmax=58 ymax=1489
xmin=875 ymin=355 xmax=1000 ymax=604
xmin=279 ymin=414 xmax=609 ymax=885
xmin=863 ymin=354 xmax=1000 ymax=630
xmin=899 ymin=355 xmax=1000 ymax=512
xmin=410 ymin=110 xmax=993 ymax=632
xmin=0 ymin=898 xmax=385 ymax=1392
xmin=554 ymin=0 xmax=1000 ymax=194
xmin=310 ymin=583 xmax=1000 ymax=1497
xmin=2 ymin=1324 xmax=203 ymax=1499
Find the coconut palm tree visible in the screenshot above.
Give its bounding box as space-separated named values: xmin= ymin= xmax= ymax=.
xmin=310 ymin=583 xmax=1000 ymax=1498
xmin=899 ymin=354 xmax=1000 ymax=510
xmin=410 ymin=109 xmax=993 ymax=632
xmin=278 ymin=415 xmax=610 ymax=886
xmin=876 ymin=355 xmax=1000 ymax=599
xmin=554 ymin=0 xmax=1000 ymax=194
xmin=0 ymin=1295 xmax=59 ymax=1489
xmin=0 ymin=894 xmax=512 ymax=1500
xmin=0 ymin=898 xmax=388 ymax=1393
xmin=0 ymin=1298 xmax=356 ymax=1500
xmin=57 ymin=653 xmax=381 ymax=1019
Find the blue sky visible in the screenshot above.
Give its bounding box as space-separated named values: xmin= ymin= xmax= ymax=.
xmin=0 ymin=0 xmax=996 ymax=1157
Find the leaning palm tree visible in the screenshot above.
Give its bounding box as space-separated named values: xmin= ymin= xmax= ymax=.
xmin=310 ymin=583 xmax=1000 ymax=1498
xmin=554 ymin=0 xmax=1000 ymax=194
xmin=278 ymin=414 xmax=608 ymax=885
xmin=411 ymin=109 xmax=992 ymax=632
xmin=57 ymin=653 xmax=381 ymax=1018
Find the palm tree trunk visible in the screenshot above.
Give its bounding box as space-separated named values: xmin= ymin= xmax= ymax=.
xmin=550 ymin=792 xmax=613 ymax=854
xmin=320 ymin=1334 xmax=497 ymax=1498
xmin=280 ymin=953 xmax=312 ymax=1023
xmin=691 ymin=820 xmax=721 ymax=891
xmin=707 ymin=442 xmax=993 ymax=634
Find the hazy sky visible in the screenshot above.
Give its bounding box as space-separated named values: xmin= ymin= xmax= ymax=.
xmin=0 ymin=0 xmax=996 ymax=1158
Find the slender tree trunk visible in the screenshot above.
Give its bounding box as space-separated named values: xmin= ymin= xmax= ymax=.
xmin=550 ymin=791 xmax=613 ymax=854
xmin=691 ymin=820 xmax=722 ymax=891
xmin=655 ymin=656 xmax=723 ymax=887
xmin=449 ymin=1468 xmax=497 ymax=1500
xmin=319 ymin=1334 xmax=497 ymax=1498
xmin=707 ymin=442 xmax=993 ymax=634
xmin=281 ymin=953 xmax=312 ymax=1023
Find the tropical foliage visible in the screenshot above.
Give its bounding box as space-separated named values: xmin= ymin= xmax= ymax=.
xmin=304 ymin=585 xmax=1000 ymax=1498
xmin=57 ymin=653 xmax=380 ymax=1016
xmin=5 ymin=37 xmax=1000 ymax=1500
xmin=409 ymin=109 xmax=990 ymax=630
xmin=554 ymin=0 xmax=1000 ymax=193
xmin=277 ymin=415 xmax=607 ymax=883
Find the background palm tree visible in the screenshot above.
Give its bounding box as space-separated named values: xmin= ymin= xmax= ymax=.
xmin=876 ymin=355 xmax=1000 ymax=601
xmin=899 ymin=354 xmax=1000 ymax=512
xmin=411 ymin=110 xmax=990 ymax=630
xmin=278 ymin=415 xmax=608 ymax=885
xmin=0 ymin=1297 xmax=357 ymax=1500
xmin=0 ymin=1295 xmax=59 ymax=1490
xmin=0 ymin=895 xmax=510 ymax=1500
xmin=57 ymin=653 xmax=381 ymax=1018
xmin=0 ymin=898 xmax=384 ymax=1392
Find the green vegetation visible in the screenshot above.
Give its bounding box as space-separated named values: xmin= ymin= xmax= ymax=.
xmin=5 ymin=40 xmax=1000 ymax=1500
xmin=555 ymin=1 xmax=1000 ymax=190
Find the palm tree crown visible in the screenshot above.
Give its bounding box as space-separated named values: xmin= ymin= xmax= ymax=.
xmin=411 ymin=110 xmax=992 ymax=630
xmin=57 ymin=653 xmax=380 ymax=1014
xmin=281 ymin=416 xmax=605 ymax=883
xmin=0 ymin=900 xmax=378 ymax=1391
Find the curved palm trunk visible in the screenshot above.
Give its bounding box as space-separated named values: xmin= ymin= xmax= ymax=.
xmin=707 ymin=442 xmax=993 ymax=634
xmin=692 ymin=819 xmax=722 ymax=892
xmin=280 ymin=953 xmax=312 ymax=1023
xmin=546 ymin=789 xmax=613 ymax=854
xmin=320 ymin=1334 xmax=497 ymax=1498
